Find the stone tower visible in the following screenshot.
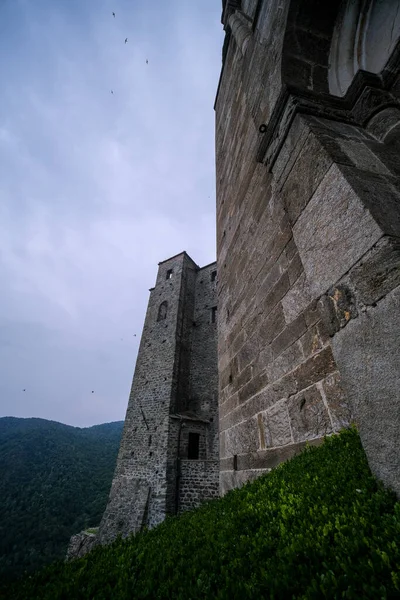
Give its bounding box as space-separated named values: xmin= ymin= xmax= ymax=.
xmin=216 ymin=0 xmax=400 ymax=496
xmin=98 ymin=252 xmax=219 ymax=544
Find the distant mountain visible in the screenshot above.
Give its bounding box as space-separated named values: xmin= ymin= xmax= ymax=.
xmin=0 ymin=416 xmax=123 ymax=582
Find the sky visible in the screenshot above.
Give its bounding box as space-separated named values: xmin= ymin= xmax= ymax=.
xmin=0 ymin=0 xmax=223 ymax=427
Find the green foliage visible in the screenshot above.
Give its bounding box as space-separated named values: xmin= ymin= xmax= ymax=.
xmin=0 ymin=417 xmax=123 ymax=582
xmin=4 ymin=428 xmax=400 ymax=599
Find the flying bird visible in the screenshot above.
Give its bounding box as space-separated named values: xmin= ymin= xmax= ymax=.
xmin=23 ymin=389 xmax=26 ymax=392
xmin=125 ymin=38 xmax=128 ymax=43
xmin=111 ymin=90 xmax=114 ymax=94
xmin=112 ymin=12 xmax=115 ymax=17
xmin=91 ymin=390 xmax=94 ymax=394
xmin=146 ymin=59 xmax=148 ymax=64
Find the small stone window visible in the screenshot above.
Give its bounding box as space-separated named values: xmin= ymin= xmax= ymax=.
xmin=211 ymin=306 xmax=217 ymax=324
xmin=157 ymin=301 xmax=168 ymax=322
xmin=166 ymin=269 xmax=173 ymax=280
xmin=188 ymin=432 xmax=200 ymax=460
xmin=211 ymin=270 xmax=217 ymax=282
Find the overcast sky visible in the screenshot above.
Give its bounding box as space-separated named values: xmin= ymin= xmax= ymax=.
xmin=0 ymin=0 xmax=223 ymax=427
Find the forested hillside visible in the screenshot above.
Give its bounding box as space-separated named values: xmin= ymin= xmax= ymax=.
xmin=0 ymin=417 xmax=123 ymax=581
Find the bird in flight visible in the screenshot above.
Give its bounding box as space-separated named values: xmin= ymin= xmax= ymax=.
xmin=133 ymin=334 xmax=137 ymax=337
xmin=146 ymin=59 xmax=148 ymax=64
xmin=23 ymin=389 xmax=26 ymax=392
xmin=111 ymin=90 xmax=114 ymax=94
xmin=112 ymin=12 xmax=115 ymax=17
xmin=91 ymin=390 xmax=94 ymax=394
xmin=125 ymin=38 xmax=128 ymax=43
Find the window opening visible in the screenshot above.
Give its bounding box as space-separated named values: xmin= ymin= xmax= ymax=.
xmin=188 ymin=432 xmax=200 ymax=460
xmin=211 ymin=306 xmax=217 ymax=323
xmin=166 ymin=269 xmax=173 ymax=280
xmin=211 ymin=270 xmax=217 ymax=282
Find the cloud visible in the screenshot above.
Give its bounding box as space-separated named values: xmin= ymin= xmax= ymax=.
xmin=0 ymin=0 xmax=223 ymax=426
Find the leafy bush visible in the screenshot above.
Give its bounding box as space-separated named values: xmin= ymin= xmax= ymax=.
xmin=4 ymin=428 xmax=400 ymax=599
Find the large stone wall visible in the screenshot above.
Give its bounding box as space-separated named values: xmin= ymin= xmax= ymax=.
xmin=216 ymin=0 xmax=400 ymax=495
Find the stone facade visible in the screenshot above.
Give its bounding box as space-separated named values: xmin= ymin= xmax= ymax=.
xmin=216 ymin=0 xmax=400 ymax=495
xmin=96 ymin=252 xmax=219 ymax=545
xmin=68 ymin=0 xmax=400 ymax=559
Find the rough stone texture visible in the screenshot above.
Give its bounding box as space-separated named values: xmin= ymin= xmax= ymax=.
xmin=95 ymin=253 xmax=219 ymax=547
xmin=331 ymin=285 xmax=400 ymax=496
xmin=179 ymin=460 xmax=220 ymax=512
xmin=66 ymin=531 xmax=98 ymax=561
xmin=216 ymin=0 xmax=400 ymax=496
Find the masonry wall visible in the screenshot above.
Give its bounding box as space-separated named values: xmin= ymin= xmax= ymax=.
xmin=179 ymin=460 xmax=220 ymax=513
xmin=216 ymin=0 xmax=400 ymax=495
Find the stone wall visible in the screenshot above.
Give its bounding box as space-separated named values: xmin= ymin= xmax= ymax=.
xmin=216 ymin=0 xmax=400 ymax=495
xmin=179 ymin=460 xmax=220 ymax=513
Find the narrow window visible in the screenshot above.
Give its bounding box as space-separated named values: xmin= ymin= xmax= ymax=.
xmin=157 ymin=301 xmax=168 ymax=321
xmin=166 ymin=269 xmax=173 ymax=280
xmin=211 ymin=270 xmax=217 ymax=282
xmin=211 ymin=306 xmax=217 ymax=323
xmin=188 ymin=432 xmax=200 ymax=460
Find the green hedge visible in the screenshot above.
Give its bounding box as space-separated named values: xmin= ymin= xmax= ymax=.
xmin=4 ymin=428 xmax=400 ymax=599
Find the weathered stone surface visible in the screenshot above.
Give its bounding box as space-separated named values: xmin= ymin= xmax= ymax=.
xmin=294 ymin=346 xmax=336 ymax=392
xmin=225 ymin=416 xmax=259 ymax=455
xmin=281 ymin=272 xmax=312 ymax=324
xmin=216 ymin=0 xmax=400 ymax=499
xmin=320 ymin=372 xmax=353 ymax=431
xmin=262 ymin=399 xmax=293 ymax=447
xmin=66 ymin=531 xmax=98 ymax=561
xmin=266 ymin=340 xmax=303 ymax=383
xmin=349 ymin=236 xmax=400 ymax=305
xmin=331 ymin=285 xmax=400 ymax=496
xmin=294 ymin=163 xmax=383 ymax=299
xmin=318 ymin=284 xmax=358 ymax=336
xmin=288 ymin=385 xmax=333 ymax=442
xmin=280 ymin=131 xmax=333 ymax=225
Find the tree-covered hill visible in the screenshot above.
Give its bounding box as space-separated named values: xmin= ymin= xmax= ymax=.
xmin=0 ymin=417 xmax=123 ymax=582
xmin=4 ymin=428 xmax=400 ymax=599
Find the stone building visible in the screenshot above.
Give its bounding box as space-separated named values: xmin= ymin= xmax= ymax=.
xmin=69 ymin=0 xmax=400 ymax=556
xmin=216 ymin=0 xmax=400 ymax=496
xmin=97 ymin=252 xmax=219 ymax=544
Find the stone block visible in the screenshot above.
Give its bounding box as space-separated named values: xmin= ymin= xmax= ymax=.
xmin=294 ymin=346 xmax=336 ymax=392
xmin=257 ymin=272 xmax=290 ymax=316
xmin=320 ymin=372 xmax=353 ymax=431
xmin=349 ymin=236 xmax=400 ymax=305
xmin=266 ymin=340 xmax=303 ymax=383
xmin=280 ymin=132 xmax=333 ymax=225
xmin=287 ymin=385 xmax=332 ymax=442
xmin=271 ymin=313 xmax=307 ymax=359
xmin=318 ymin=284 xmax=358 ymax=336
xmin=331 ymin=285 xmax=400 ymax=496
xmin=294 ymin=164 xmax=382 ymax=299
xmin=281 ymin=272 xmax=313 ymax=324
xmin=272 ymin=371 xmax=298 ymax=398
xmin=237 ymin=370 xmax=269 ymax=403
xmin=225 ymin=416 xmax=259 ymax=455
xmin=287 ymin=252 xmax=304 ymax=285
xmin=263 ymin=399 xmax=293 ymax=447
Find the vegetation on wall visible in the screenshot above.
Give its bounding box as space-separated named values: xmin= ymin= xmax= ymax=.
xmin=5 ymin=427 xmax=400 ymax=599
xmin=0 ymin=417 xmax=123 ymax=582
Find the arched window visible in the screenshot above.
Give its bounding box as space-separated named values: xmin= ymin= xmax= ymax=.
xmin=157 ymin=301 xmax=168 ymax=322
xmin=329 ymin=0 xmax=400 ymax=96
